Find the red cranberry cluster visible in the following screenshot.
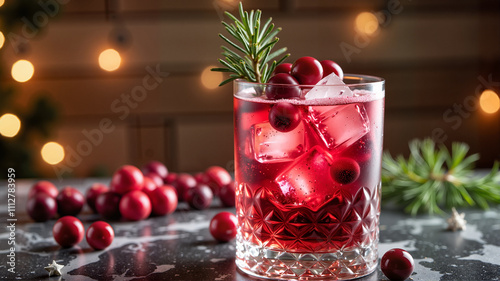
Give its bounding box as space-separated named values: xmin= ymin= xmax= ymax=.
xmin=266 ymin=57 xmax=343 ymax=100
xmin=52 ymin=217 xmax=114 ymax=250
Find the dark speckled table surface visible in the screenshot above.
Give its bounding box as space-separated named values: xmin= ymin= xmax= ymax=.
xmin=1 ymin=178 xmax=500 ymax=281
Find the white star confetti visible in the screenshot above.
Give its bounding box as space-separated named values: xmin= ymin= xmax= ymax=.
xmin=447 ymin=207 xmax=467 ymax=231
xmin=44 ymin=260 xmax=64 ymax=277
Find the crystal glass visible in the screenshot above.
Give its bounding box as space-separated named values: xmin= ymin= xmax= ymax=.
xmin=233 ymin=74 xmax=385 ymax=280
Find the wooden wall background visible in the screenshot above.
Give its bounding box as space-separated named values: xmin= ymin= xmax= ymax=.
xmin=2 ymin=0 xmax=500 ymax=177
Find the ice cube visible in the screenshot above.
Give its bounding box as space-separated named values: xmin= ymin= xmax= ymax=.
xmin=251 ymin=121 xmax=306 ymax=163
xmin=308 ymin=103 xmax=370 ymax=151
xmin=275 ymin=145 xmax=338 ymax=210
xmin=304 ymin=73 xmax=354 ymax=99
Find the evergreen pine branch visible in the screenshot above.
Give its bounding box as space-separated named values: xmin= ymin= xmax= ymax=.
xmin=382 ymin=138 xmax=500 ymax=215
xmin=212 ymin=3 xmax=289 ymax=85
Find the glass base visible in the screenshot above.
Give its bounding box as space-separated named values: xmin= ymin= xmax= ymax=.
xmin=236 ymin=235 xmax=378 ymax=280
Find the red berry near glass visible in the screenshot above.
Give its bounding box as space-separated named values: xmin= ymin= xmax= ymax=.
xmin=28 ymin=180 xmax=58 ymax=199
xmin=149 ymin=185 xmax=178 ymax=216
xmin=320 ymin=60 xmax=344 ymax=80
xmin=204 ymin=166 xmax=232 ymax=196
xmin=172 ymin=173 xmax=197 ymax=201
xmin=110 ymin=165 xmax=144 ymax=195
xmin=56 ymin=187 xmax=85 ymax=216
xmin=119 ymin=190 xmax=152 ymax=221
xmin=142 ymin=161 xmax=169 ymax=181
xmin=266 ymin=73 xmax=301 ymax=100
xmin=86 ymin=183 xmax=109 ymax=213
xmin=330 ymin=158 xmax=360 ymax=185
xmin=269 ymin=102 xmax=301 ymax=132
xmin=52 ymin=216 xmax=84 ymax=248
xmin=26 ymin=193 xmax=57 ymax=222
xmin=381 ymin=248 xmax=415 ymax=281
xmin=273 ymin=62 xmax=292 ymax=74
xmin=219 ymin=181 xmax=236 ymax=207
xmin=184 ymin=183 xmax=213 ymax=210
xmin=86 ymin=221 xmax=114 ymax=250
xmin=209 ymin=211 xmax=237 ymax=242
xmin=95 ymin=191 xmax=122 ymax=220
xmin=291 ymin=56 xmax=323 ymax=85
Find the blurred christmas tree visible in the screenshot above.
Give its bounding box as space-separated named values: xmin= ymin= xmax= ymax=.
xmin=0 ymin=1 xmax=60 ymax=178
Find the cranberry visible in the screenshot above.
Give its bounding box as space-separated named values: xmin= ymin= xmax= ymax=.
xmin=142 ymin=161 xmax=168 ymax=181
xmin=204 ymin=166 xmax=232 ymax=196
xmin=52 ymin=216 xmax=84 ymax=248
xmin=219 ymin=181 xmax=236 ymax=207
xmin=193 ymin=172 xmax=208 ymax=184
xmin=269 ymin=102 xmax=301 ymax=132
xmin=330 ymin=158 xmax=360 ymax=185
xmin=143 ymin=172 xmax=164 ymax=188
xmin=56 ymin=187 xmax=85 ymax=216
xmin=184 ymin=184 xmax=213 ymax=210
xmin=149 ymin=185 xmax=178 ymax=216
xmin=209 ymin=211 xmax=237 ymax=242
xmin=26 ymin=193 xmax=57 ymax=222
xmin=381 ymin=248 xmax=415 ymax=281
xmin=95 ymin=192 xmax=122 ymax=220
xmin=320 ymin=60 xmax=344 ymax=80
xmin=164 ymin=172 xmax=178 ymax=184
xmin=266 ymin=73 xmax=301 ymax=100
xmin=273 ymin=63 xmax=292 ymax=74
xmin=86 ymin=221 xmax=114 ymax=250
xmin=291 ymin=56 xmax=323 ymax=85
xmin=110 ymin=165 xmax=144 ymax=195
xmin=119 ymin=190 xmax=151 ymax=221
xmin=86 ymin=183 xmax=109 ymax=213
xmin=28 ymin=180 xmax=58 ymax=199
xmin=142 ymin=177 xmax=158 ymax=196
xmin=172 ymin=173 xmax=197 ymax=201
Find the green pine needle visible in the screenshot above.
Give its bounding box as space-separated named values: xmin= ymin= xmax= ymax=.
xmin=212 ymin=3 xmax=290 ymax=85
xmin=382 ymin=139 xmax=500 ymax=215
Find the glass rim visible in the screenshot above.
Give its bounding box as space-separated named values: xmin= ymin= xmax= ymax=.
xmin=235 ymin=73 xmax=384 ymax=87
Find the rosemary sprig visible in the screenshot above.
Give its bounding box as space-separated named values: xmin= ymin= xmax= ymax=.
xmin=211 ymin=3 xmax=289 ymax=85
xmin=382 ymin=138 xmax=500 ymax=215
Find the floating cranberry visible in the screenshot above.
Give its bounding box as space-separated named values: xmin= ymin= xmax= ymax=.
xmin=291 ymin=56 xmax=323 ymax=85
xmin=142 ymin=161 xmax=168 ymax=181
xmin=185 ymin=184 xmax=213 ymax=210
xmin=204 ymin=166 xmax=232 ymax=196
xmin=273 ymin=63 xmax=292 ymax=74
xmin=119 ymin=190 xmax=151 ymax=221
xmin=56 ymin=187 xmax=85 ymax=216
xmin=144 ymin=172 xmax=164 ymax=188
xmin=26 ymin=193 xmax=57 ymax=222
xmin=86 ymin=183 xmax=109 ymax=213
xmin=95 ymin=192 xmax=122 ymax=220
xmin=110 ymin=165 xmax=144 ymax=195
xmin=53 ymin=216 xmax=84 ymax=248
xmin=266 ymin=73 xmax=301 ymax=100
xmin=28 ymin=180 xmax=58 ymax=199
xmin=164 ymin=172 xmax=178 ymax=184
xmin=269 ymin=102 xmax=301 ymax=132
xmin=149 ymin=185 xmax=178 ymax=216
xmin=209 ymin=212 xmax=237 ymax=242
xmin=381 ymin=248 xmax=415 ymax=281
xmin=86 ymin=221 xmax=114 ymax=250
xmin=172 ymin=173 xmax=197 ymax=201
xmin=219 ymin=181 xmax=236 ymax=207
xmin=142 ymin=177 xmax=158 ymax=196
xmin=320 ymin=60 xmax=344 ymax=80
xmin=330 ymin=158 xmax=360 ymax=185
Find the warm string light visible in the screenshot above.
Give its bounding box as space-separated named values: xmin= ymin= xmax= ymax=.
xmin=11 ymin=60 xmax=35 ymax=82
xmin=479 ymin=89 xmax=500 ymax=114
xmin=355 ymin=12 xmax=379 ymax=36
xmin=0 ymin=113 xmax=21 ymax=138
xmin=0 ymin=32 xmax=5 ymax=49
xmin=201 ymin=65 xmax=223 ymax=89
xmin=0 ymin=0 xmax=4 ymax=8
xmin=41 ymin=142 xmax=65 ymax=165
xmin=99 ymin=49 xmax=121 ymax=71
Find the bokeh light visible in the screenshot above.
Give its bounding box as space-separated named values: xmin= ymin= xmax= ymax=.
xmin=0 ymin=0 xmax=4 ymax=8
xmin=201 ymin=65 xmax=223 ymax=89
xmin=0 ymin=113 xmax=21 ymax=138
xmin=0 ymin=32 xmax=5 ymax=49
xmin=41 ymin=142 xmax=65 ymax=165
xmin=355 ymin=12 xmax=379 ymax=36
xmin=479 ymin=89 xmax=500 ymax=114
xmin=99 ymin=49 xmax=121 ymax=71
xmin=11 ymin=60 xmax=35 ymax=82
